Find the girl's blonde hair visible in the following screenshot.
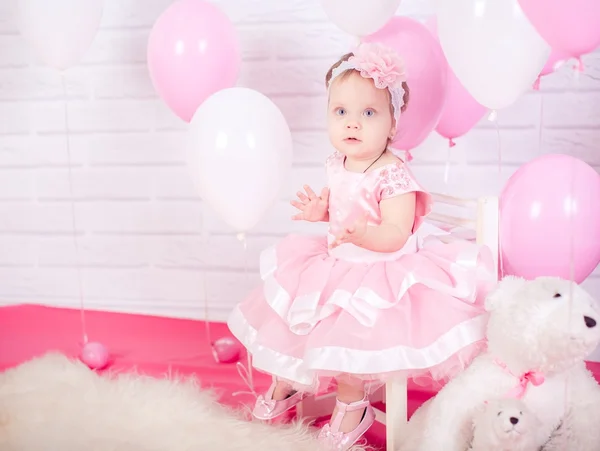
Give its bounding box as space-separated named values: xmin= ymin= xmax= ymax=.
xmin=325 ymin=52 xmax=410 ymax=115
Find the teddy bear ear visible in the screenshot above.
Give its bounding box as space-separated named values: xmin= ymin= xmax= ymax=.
xmin=484 ymin=275 xmax=527 ymax=312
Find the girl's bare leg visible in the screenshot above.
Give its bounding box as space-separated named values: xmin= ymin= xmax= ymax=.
xmin=271 ymin=381 xmax=296 ymax=400
xmin=332 ymin=375 xmax=367 ymax=432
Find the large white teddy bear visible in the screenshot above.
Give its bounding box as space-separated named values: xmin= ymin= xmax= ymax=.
xmin=400 ymin=276 xmax=600 ymax=451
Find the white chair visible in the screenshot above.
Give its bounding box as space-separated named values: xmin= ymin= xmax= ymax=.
xmin=296 ymin=193 xmax=500 ymax=450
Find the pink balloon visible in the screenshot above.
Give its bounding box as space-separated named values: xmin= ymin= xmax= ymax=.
xmin=147 ymin=0 xmax=240 ymax=122
xmin=80 ymin=341 xmax=110 ymax=370
xmin=211 ymin=337 xmax=242 ymax=364
xmin=425 ymin=17 xmax=486 ymax=146
xmin=500 ymin=154 xmax=600 ymax=283
xmin=518 ymin=0 xmax=600 ymax=58
xmin=364 ymin=17 xmax=448 ymax=151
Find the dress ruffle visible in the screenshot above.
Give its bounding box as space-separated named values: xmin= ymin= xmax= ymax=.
xmin=228 ymin=228 xmax=496 ymax=392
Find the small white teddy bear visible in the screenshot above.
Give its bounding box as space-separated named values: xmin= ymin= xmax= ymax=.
xmin=469 ymin=398 xmax=541 ymax=451
xmin=400 ymin=276 xmax=600 ymax=451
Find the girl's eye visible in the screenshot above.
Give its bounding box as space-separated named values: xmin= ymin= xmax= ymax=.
xmin=363 ymin=109 xmax=375 ymax=117
xmin=335 ymin=108 xmax=346 ymax=116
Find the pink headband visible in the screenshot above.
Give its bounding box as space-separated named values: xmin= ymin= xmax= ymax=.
xmin=327 ymin=42 xmax=408 ymax=123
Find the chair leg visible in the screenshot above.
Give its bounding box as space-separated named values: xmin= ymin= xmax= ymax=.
xmin=385 ymin=377 xmax=408 ymax=451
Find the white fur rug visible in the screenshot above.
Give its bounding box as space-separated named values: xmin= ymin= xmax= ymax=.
xmin=0 ymin=353 xmax=369 ymax=451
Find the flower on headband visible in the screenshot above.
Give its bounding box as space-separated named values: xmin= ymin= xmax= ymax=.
xmin=348 ymin=42 xmax=407 ymax=90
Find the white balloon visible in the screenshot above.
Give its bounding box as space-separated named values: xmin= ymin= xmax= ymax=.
xmin=436 ymin=0 xmax=550 ymax=110
xmin=17 ymin=0 xmax=104 ymax=70
xmin=186 ymin=88 xmax=293 ymax=233
xmin=321 ymin=0 xmax=401 ymax=37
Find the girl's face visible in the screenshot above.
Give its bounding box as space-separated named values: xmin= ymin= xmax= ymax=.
xmin=327 ymin=71 xmax=396 ymax=161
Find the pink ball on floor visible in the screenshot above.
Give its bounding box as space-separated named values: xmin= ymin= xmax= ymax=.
xmin=80 ymin=342 xmax=109 ymax=370
xmin=211 ymin=337 xmax=241 ymax=364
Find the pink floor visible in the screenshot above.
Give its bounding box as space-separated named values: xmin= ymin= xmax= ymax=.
xmin=2 ymin=304 xmax=599 ymax=450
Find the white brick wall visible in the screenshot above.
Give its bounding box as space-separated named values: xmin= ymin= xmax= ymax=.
xmin=1 ymin=0 xmax=600 ymax=358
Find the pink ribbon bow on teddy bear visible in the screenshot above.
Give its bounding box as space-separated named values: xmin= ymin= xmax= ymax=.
xmin=495 ymin=359 xmax=546 ymax=399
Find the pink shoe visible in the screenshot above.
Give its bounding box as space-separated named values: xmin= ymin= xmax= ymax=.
xmin=252 ymin=381 xmax=306 ymax=420
xmin=317 ymin=397 xmax=375 ymax=451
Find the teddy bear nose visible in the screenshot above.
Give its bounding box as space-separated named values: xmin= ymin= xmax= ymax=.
xmin=584 ymin=316 xmax=597 ymax=328
xmin=509 ymin=417 xmax=519 ymax=425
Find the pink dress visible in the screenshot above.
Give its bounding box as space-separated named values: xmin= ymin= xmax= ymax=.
xmin=227 ymin=152 xmax=496 ymax=393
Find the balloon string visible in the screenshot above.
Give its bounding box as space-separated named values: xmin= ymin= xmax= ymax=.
xmin=232 ymin=360 xmax=258 ymax=398
xmin=538 ymin=93 xmax=545 ymax=156
xmin=564 ymin=152 xmax=576 ymax=421
xmin=61 ymin=72 xmax=88 ymax=344
xmin=568 ymin=156 xmax=575 ymax=311
xmin=561 ymin=59 xmax=578 ymax=416
xmin=202 ymin=222 xmax=214 ymax=358
xmin=568 ymin=55 xmax=578 ymax=309
xmin=490 ymin=110 xmax=505 ymax=279
xmin=232 ymin=357 xmax=259 ymax=422
xmin=489 ymin=110 xmax=502 ymax=185
xmin=488 ymin=107 xmax=501 ymax=182
xmin=203 ymin=267 xmax=212 ymax=355
xmin=236 ymin=232 xmax=255 ymax=390
xmin=443 ymin=143 xmax=451 ymax=190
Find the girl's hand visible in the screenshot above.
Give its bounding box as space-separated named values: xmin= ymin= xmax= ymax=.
xmin=291 ymin=185 xmax=330 ymax=222
xmin=330 ymin=213 xmax=369 ymax=249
